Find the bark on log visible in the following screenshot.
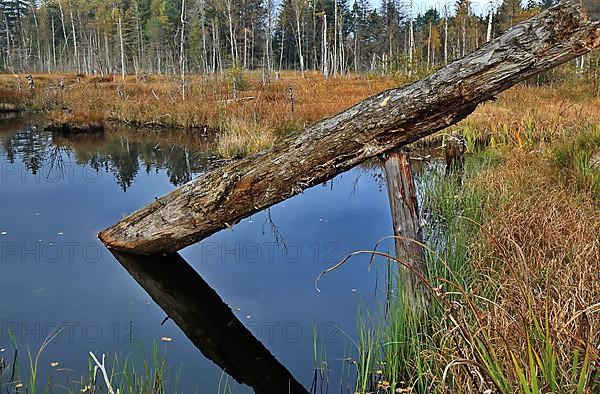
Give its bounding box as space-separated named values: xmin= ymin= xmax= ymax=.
xmin=111 ymin=251 xmax=309 ymax=394
xmin=99 ymin=2 xmax=600 ymax=255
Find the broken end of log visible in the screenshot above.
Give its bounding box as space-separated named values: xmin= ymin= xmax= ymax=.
xmin=98 ymin=225 xmax=175 ymax=255
xmin=98 ymin=230 xmax=130 ymax=253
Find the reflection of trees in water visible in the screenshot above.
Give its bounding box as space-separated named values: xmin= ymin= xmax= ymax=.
xmin=73 ymin=138 xmax=210 ymax=191
xmin=0 ymin=122 xmax=212 ymax=191
xmin=0 ymin=125 xmax=51 ymax=175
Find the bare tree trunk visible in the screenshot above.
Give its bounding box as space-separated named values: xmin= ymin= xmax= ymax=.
xmin=51 ymin=17 xmax=56 ymax=70
xmin=58 ymin=0 xmax=68 ymax=66
xmin=266 ymin=0 xmax=273 ymax=78
xmin=99 ymin=3 xmax=600 ymax=255
xmin=294 ymin=1 xmax=305 ymax=76
xmin=278 ymin=27 xmax=284 ymax=75
xmin=5 ymin=14 xmax=11 ymax=68
xmin=118 ymin=16 xmax=125 ymax=80
xmin=487 ymin=0 xmax=494 ymax=42
xmin=226 ymin=0 xmax=237 ymax=65
xmin=427 ymin=22 xmax=432 ymax=69
xmin=382 ymin=150 xmax=426 ymax=303
xmin=199 ymin=0 xmax=209 ymax=74
xmin=339 ymin=16 xmax=345 ymax=75
xmin=462 ymin=13 xmax=467 ymax=57
xmin=333 ymin=0 xmax=338 ymax=77
xmin=354 ymin=22 xmax=359 ymax=74
xmin=30 ymin=6 xmax=41 ymax=72
xmin=322 ymin=13 xmax=328 ymax=79
xmin=69 ymin=2 xmax=79 ymax=73
xmin=444 ymin=2 xmax=449 ymax=65
xmin=408 ymin=0 xmax=414 ymax=76
xmin=179 ymin=0 xmax=187 ymax=100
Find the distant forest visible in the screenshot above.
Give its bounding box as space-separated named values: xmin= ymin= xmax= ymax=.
xmin=1 ymin=0 xmax=598 ymax=76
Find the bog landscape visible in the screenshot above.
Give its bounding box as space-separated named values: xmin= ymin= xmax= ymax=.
xmin=0 ymin=0 xmax=599 ymax=393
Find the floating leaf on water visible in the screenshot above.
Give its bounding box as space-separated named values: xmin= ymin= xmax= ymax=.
xmin=50 ymin=362 xmax=59 ymax=368
xmin=160 ymin=337 xmax=173 ymax=342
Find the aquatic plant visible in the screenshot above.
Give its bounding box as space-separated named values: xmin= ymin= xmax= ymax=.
xmin=318 ymin=131 xmax=600 ymax=393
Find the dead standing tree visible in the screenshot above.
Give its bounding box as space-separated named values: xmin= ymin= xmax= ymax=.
xmin=99 ymin=2 xmax=600 ymax=256
xmin=382 ymin=150 xmax=427 ymax=302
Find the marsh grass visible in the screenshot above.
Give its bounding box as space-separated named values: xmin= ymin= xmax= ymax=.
xmin=0 ymin=332 xmax=182 ymax=394
xmin=216 ymin=117 xmax=276 ymax=159
xmin=552 ymin=126 xmax=600 ymax=195
xmin=0 ymin=71 xmax=394 ymax=133
xmin=321 ymin=128 xmax=599 ymax=393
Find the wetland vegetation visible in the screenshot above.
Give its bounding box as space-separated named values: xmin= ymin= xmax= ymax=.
xmin=0 ymin=0 xmax=599 ymax=393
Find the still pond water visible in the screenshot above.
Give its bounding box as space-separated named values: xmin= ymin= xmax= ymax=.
xmin=0 ymin=113 xmax=429 ymax=392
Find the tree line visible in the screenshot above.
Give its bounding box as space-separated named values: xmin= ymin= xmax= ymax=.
xmin=0 ymin=0 xmax=598 ymax=78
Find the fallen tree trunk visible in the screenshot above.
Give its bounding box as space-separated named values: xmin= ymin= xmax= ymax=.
xmin=99 ymin=2 xmax=599 ymax=255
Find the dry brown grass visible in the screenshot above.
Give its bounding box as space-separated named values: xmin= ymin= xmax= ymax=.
xmin=469 ymin=148 xmax=599 ymax=382
xmin=215 ymin=117 xmax=276 ymax=159
xmin=456 ymin=83 xmax=600 ymax=149
xmin=0 ymin=71 xmax=394 ymax=130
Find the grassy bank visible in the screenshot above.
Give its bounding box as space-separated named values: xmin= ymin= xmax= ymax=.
xmin=338 ymin=120 xmax=599 ymax=392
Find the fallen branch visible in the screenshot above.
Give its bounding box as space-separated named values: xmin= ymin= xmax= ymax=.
xmin=99 ymin=2 xmax=599 ymax=254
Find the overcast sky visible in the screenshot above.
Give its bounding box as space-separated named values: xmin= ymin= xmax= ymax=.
xmin=379 ymin=0 xmax=507 ymax=18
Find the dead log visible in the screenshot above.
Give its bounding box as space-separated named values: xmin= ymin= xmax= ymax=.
xmin=111 ymin=251 xmax=309 ymax=394
xmin=99 ymin=2 xmax=600 ymax=255
xmin=382 ymin=150 xmax=427 ymax=302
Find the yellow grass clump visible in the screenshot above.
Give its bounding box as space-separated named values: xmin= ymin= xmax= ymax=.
xmin=216 ymin=117 xmax=277 ymax=159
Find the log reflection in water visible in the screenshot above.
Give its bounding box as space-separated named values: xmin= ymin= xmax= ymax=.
xmin=111 ymin=250 xmax=308 ymax=394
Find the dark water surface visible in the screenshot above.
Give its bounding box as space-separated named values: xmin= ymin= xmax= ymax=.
xmin=0 ymin=114 xmax=400 ymax=392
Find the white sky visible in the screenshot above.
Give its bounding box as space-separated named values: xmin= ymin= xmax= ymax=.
xmin=378 ymin=0 xmax=509 ymax=18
